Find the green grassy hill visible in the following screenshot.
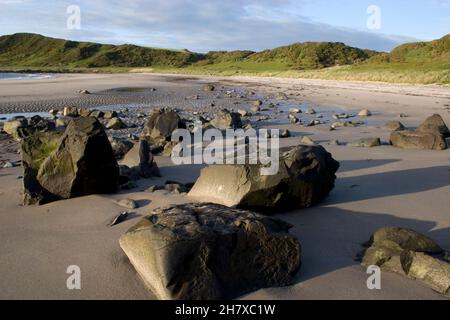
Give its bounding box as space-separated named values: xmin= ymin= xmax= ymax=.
xmin=0 ymin=33 xmax=202 ymax=68
xmin=1 ymin=32 xmax=449 ymax=84
xmin=0 ymin=33 xmax=378 ymax=71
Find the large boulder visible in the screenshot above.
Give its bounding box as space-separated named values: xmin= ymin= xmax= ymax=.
xmin=210 ymin=109 xmax=242 ymax=130
xmin=188 ymin=145 xmax=339 ymax=213
xmin=416 ymin=114 xmax=450 ymax=138
xmin=121 ymin=140 xmax=160 ymax=178
xmin=360 ymin=227 xmax=450 ymax=296
xmin=390 ymin=130 xmax=447 ymax=150
xmin=119 ymin=203 xmax=301 ymax=300
xmin=142 ymin=109 xmax=185 ymax=144
xmin=21 ymin=117 xmax=120 ymax=205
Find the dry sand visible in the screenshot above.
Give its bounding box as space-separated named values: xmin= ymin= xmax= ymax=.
xmin=0 ymin=73 xmax=449 ymax=300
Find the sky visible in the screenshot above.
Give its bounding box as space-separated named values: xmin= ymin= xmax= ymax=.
xmin=0 ymin=0 xmax=449 ymax=53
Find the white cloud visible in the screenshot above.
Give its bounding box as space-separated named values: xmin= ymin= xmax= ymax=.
xmin=0 ymin=0 xmax=420 ymax=52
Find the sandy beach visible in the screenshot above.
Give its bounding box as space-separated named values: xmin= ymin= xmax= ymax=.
xmin=0 ymin=73 xmax=449 ymax=300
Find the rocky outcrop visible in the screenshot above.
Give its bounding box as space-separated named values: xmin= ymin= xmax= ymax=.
xmin=21 ymin=117 xmax=120 ymax=205
xmin=360 ymin=227 xmax=450 ymax=296
xmin=210 ymin=109 xmax=242 ymax=130
xmin=120 ymin=203 xmax=301 ymax=300
xmin=188 ymin=145 xmax=339 ymax=213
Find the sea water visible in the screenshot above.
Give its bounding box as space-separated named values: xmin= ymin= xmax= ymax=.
xmin=0 ymin=73 xmax=54 ymax=81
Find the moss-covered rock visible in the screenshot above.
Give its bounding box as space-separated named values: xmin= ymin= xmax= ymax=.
xmin=361 ymin=227 xmax=449 ymax=297
xmin=21 ymin=117 xmax=119 ymax=205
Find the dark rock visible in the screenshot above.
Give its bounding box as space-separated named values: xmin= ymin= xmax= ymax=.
xmin=110 ymin=212 xmax=130 ymax=226
xmin=110 ymin=138 xmax=134 ymax=159
xmin=119 ymin=203 xmax=301 ymax=300
xmin=21 ymin=117 xmax=120 ymax=205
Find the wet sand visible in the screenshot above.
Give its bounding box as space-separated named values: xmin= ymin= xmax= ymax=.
xmin=0 ymin=73 xmax=449 ymax=300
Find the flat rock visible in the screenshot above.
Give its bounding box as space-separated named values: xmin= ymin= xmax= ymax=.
xmin=116 ymin=199 xmax=138 ymax=209
xmin=348 ymin=138 xmax=381 ymax=148
xmin=119 ymin=203 xmax=301 ymax=300
xmin=390 ymin=130 xmax=447 ymax=150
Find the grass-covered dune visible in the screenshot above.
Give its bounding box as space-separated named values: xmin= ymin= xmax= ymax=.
xmin=0 ymin=33 xmax=203 ymax=68
xmin=1 ymin=33 xmax=449 ymax=84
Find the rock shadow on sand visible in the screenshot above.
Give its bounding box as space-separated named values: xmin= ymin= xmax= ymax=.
xmin=276 ymin=206 xmax=450 ymax=284
xmin=328 ymin=165 xmax=450 ymax=205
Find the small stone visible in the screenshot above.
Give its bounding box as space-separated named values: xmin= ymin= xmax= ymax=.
xmin=49 ymin=109 xmax=59 ymax=116
xmin=348 ymin=138 xmax=381 ymax=148
xmin=3 ymin=161 xmax=14 ymax=168
xmin=63 ymin=106 xmax=78 ymax=117
xmin=280 ymin=129 xmax=291 ymax=138
xmin=103 ymin=111 xmax=118 ymax=120
xmin=329 ymin=139 xmax=341 ymax=146
xmin=289 ymin=108 xmax=301 ymax=114
xmin=202 ymin=84 xmax=215 ymax=92
xmin=116 ymin=199 xmax=138 ymax=209
xmin=384 ymin=121 xmax=405 ymax=131
xmin=289 ymin=114 xmax=299 ymax=124
xmin=110 ymin=212 xmax=130 ymax=226
xmin=305 ymin=108 xmax=316 ymax=115
xmin=145 ymin=185 xmax=163 ymax=193
xmin=300 ymin=136 xmax=315 ymax=145
xmin=238 ymin=109 xmax=249 ymax=117
xmin=250 ymin=105 xmax=261 ymax=113
xmin=106 ymin=117 xmax=126 ymax=130
xmin=358 ymin=109 xmax=372 ymax=117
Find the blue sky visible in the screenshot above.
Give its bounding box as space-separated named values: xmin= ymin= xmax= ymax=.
xmin=0 ymin=0 xmax=449 ymax=52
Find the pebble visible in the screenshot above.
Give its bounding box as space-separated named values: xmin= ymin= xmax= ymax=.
xmin=116 ymin=199 xmax=138 ymax=209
